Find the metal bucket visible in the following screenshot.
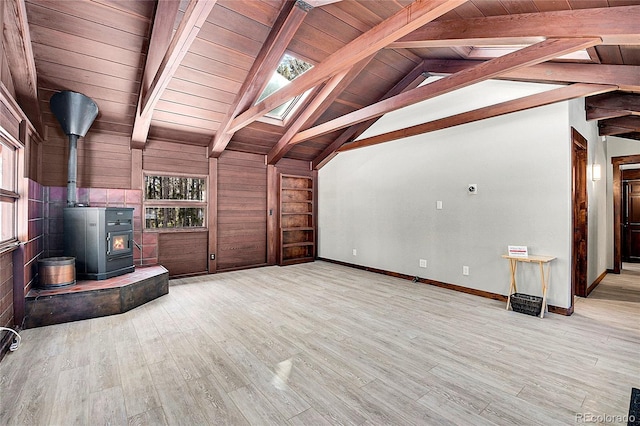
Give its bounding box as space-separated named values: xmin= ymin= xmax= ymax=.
xmin=38 ymin=257 xmax=76 ymax=288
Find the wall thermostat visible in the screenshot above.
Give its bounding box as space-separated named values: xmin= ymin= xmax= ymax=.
xmin=468 ymin=184 xmax=478 ymax=194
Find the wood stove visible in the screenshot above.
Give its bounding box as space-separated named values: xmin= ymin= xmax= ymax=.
xmin=64 ymin=207 xmax=135 ymax=280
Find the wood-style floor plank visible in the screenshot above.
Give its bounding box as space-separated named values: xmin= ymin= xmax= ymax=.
xmin=1 ymin=261 xmax=638 ymax=425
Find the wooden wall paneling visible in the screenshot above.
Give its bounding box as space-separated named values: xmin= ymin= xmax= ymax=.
xmin=266 ymin=164 xmax=278 ymax=265
xmin=217 ymin=151 xmax=267 ymax=271
xmin=39 ymin=129 xmax=133 ymax=189
xmin=131 ymin=148 xmax=142 ymax=190
xmin=158 ymin=231 xmax=208 ymax=277
xmin=208 ymin=157 xmax=217 ymax=273
xmin=79 ymin=133 xmax=132 ymax=189
xmin=143 ymin=139 xmax=209 ymax=175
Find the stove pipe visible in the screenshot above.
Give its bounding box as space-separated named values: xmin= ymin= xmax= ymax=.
xmin=50 ymin=91 xmax=99 ymax=207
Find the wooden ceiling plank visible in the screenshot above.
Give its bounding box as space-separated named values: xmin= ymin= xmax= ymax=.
xmin=131 ymin=0 xmax=217 ymax=148
xmin=586 ymin=92 xmax=640 ymax=120
xmin=423 ymin=60 xmax=640 ymax=92
xmin=339 ymin=83 xmax=616 ymax=151
xmin=599 ymin=116 xmax=640 ymax=136
xmin=586 ymin=47 xmax=601 ymax=64
xmin=586 ymin=92 xmax=640 ymax=112
xmin=313 ymin=61 xmax=427 ymax=169
xmin=208 ymin=1 xmax=310 ymax=158
xmin=267 ymin=55 xmax=375 ymax=165
xmin=587 ymin=107 xmax=637 ymax=121
xmin=3 ymin=0 xmax=43 ymax=134
xmin=390 ymin=5 xmax=640 ymax=48
xmin=227 ymin=0 xmax=469 ymax=135
xmin=292 ymin=37 xmax=601 ymax=145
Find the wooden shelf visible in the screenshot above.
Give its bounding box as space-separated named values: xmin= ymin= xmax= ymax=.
xmin=282 ymin=187 xmax=313 ymax=191
xmin=283 ymin=242 xmax=314 ymax=248
xmin=280 ymin=174 xmax=315 ymax=265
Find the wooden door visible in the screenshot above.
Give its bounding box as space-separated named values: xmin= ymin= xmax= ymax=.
xmin=572 ymin=129 xmax=588 ymax=299
xmin=622 ymin=180 xmax=640 ymax=262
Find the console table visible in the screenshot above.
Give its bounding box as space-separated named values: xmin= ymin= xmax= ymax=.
xmin=502 ymin=254 xmax=556 ymax=318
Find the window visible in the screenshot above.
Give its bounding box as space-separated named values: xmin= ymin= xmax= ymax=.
xmin=144 ymin=175 xmax=206 ymax=229
xmin=0 ymin=136 xmax=18 ymax=246
xmin=256 ymin=54 xmax=314 ymax=121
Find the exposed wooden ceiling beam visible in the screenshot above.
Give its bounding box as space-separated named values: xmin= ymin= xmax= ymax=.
xmin=423 ymin=60 xmax=640 ymax=93
xmin=599 ymin=116 xmax=640 ymax=136
xmin=614 ymin=132 xmax=640 ymax=142
xmin=131 ymin=0 xmax=216 ymax=148
xmin=266 ymin=55 xmax=375 ymax=165
xmin=3 ymin=0 xmax=43 ymax=135
xmin=208 ymin=1 xmax=310 ymax=158
xmin=339 ymin=83 xmax=616 ymax=152
xmin=227 ymin=0 xmax=469 ymax=134
xmin=390 ymin=6 xmax=640 ymax=48
xmin=313 ymin=62 xmax=427 ymax=169
xmin=130 ymin=0 xmax=181 ymax=149
xmin=586 ymin=92 xmax=640 ymax=121
xmin=290 ymin=37 xmax=601 ymax=145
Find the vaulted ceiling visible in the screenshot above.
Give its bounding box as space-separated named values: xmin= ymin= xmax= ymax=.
xmin=8 ymin=0 xmax=640 ymax=169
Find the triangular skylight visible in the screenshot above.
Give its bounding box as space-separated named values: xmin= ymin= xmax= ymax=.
xmin=256 ymin=54 xmax=313 ymax=121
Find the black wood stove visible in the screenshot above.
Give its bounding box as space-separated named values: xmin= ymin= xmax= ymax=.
xmin=50 ymin=91 xmax=135 ymax=281
xmin=64 ymin=207 xmax=135 ymax=280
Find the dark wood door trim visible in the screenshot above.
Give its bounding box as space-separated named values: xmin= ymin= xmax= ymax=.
xmin=612 ymin=154 xmax=640 ymax=273
xmin=571 ymin=128 xmax=588 ymax=302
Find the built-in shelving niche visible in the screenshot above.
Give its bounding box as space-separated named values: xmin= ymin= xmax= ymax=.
xmin=280 ymin=174 xmax=315 ymax=265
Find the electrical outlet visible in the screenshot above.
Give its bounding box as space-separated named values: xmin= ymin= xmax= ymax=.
xmin=463 ymin=265 xmax=469 ymax=276
xmin=352 ymin=249 xmax=357 ymax=256
xmin=419 ymin=259 xmax=427 ymax=268
xmin=210 ymin=254 xmax=215 ymax=260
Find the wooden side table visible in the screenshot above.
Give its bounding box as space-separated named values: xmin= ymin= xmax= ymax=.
xmin=502 ymin=254 xmax=556 ymax=318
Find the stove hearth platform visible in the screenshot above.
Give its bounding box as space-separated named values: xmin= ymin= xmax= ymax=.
xmin=24 ymin=265 xmax=168 ymax=328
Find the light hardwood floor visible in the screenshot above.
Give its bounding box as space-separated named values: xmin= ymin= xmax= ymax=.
xmin=1 ymin=261 xmax=638 ymax=425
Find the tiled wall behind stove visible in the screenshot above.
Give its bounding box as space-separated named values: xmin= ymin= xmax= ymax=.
xmin=44 ymin=187 xmax=157 ymax=265
xmin=25 ymin=179 xmax=45 ymax=294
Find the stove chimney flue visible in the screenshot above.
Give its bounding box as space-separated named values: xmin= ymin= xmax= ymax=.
xmin=50 ymin=91 xmax=98 ymax=207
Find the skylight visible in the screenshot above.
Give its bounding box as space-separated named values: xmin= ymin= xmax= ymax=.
xmin=256 ymin=54 xmax=313 ymax=121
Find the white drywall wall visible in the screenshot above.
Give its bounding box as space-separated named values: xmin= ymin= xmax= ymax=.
xmin=319 ymin=79 xmax=576 ymax=308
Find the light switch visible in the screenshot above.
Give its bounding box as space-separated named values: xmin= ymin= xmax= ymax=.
xmin=436 ymin=200 xmax=443 ymax=210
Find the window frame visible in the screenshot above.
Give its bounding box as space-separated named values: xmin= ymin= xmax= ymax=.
xmin=143 ymin=171 xmax=208 ymax=232
xmin=0 ymin=126 xmax=21 ymax=251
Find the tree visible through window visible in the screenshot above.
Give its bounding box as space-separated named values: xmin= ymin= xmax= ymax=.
xmin=144 ymin=175 xmax=206 ymax=229
xmin=256 ymin=54 xmax=313 ymax=120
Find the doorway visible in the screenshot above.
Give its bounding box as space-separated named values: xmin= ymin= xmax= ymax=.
xmin=612 ymin=154 xmax=640 ymax=273
xmin=622 ymin=174 xmax=640 ymax=262
xmin=571 ymin=128 xmax=588 ymax=302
